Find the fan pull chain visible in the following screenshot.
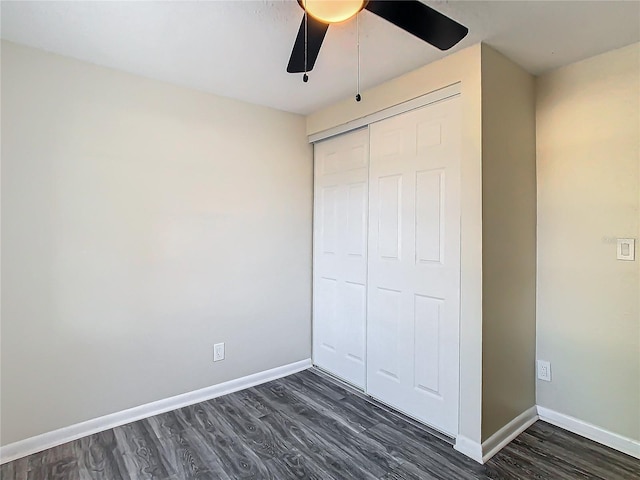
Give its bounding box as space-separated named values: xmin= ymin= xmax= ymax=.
xmin=303 ymin=0 xmax=309 ymax=82
xmin=355 ymin=13 xmax=361 ymax=102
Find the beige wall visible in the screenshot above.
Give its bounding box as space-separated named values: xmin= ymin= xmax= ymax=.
xmin=307 ymin=45 xmax=485 ymax=443
xmin=536 ymin=43 xmax=640 ymax=441
xmin=480 ymin=45 xmax=537 ymax=441
xmin=0 ymin=41 xmax=313 ymax=445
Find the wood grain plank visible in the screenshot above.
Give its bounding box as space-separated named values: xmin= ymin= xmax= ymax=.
xmin=42 ymin=441 xmax=81 ymax=480
xmin=280 ymin=374 xmax=378 ymax=432
xmin=112 ymin=419 xmax=176 ymax=479
xmin=380 ymin=461 xmax=441 ymax=480
xmin=248 ymin=385 xmax=398 ymax=477
xmin=145 ymin=410 xmax=188 ymax=441
xmin=0 ymin=457 xmax=29 ymax=480
xmin=205 ymin=394 xmax=290 ymax=461
xmin=258 ymin=410 xmax=377 ymax=480
xmin=257 ymin=379 xmax=367 ymax=434
xmin=77 ymin=430 xmax=130 ymax=480
xmin=263 ymin=450 xmax=332 ymax=480
xmin=206 ymin=390 xmax=265 ymax=420
xmin=284 ymin=370 xmax=349 ymax=402
xmin=176 ymin=402 xmax=272 ymax=479
xmin=366 ymin=422 xmax=484 ymax=480
xmin=155 ymin=431 xmax=226 ymax=480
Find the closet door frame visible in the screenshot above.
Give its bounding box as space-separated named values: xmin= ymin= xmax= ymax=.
xmin=311 ymin=84 xmax=463 ymax=427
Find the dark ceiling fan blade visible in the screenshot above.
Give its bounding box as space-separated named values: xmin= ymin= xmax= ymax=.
xmin=365 ymin=0 xmax=468 ymax=50
xmin=287 ymin=15 xmax=330 ymax=73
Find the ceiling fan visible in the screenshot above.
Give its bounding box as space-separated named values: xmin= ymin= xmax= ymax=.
xmin=287 ymin=0 xmax=469 ymax=75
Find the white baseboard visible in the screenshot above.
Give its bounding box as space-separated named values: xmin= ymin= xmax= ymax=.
xmin=453 ymin=435 xmax=484 ymax=463
xmin=537 ymin=406 xmax=640 ymax=459
xmin=481 ymin=406 xmax=539 ymax=463
xmin=0 ymin=358 xmax=311 ymax=465
xmin=456 ymin=405 xmax=640 ymax=463
xmin=455 ymin=406 xmax=539 ymax=464
xmin=5 ymin=377 xmax=638 ymax=466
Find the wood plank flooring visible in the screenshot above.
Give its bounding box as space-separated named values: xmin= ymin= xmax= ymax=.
xmin=1 ymin=368 xmax=638 ymax=479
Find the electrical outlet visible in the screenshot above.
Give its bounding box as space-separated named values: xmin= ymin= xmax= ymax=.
xmin=537 ymin=360 xmax=551 ymax=382
xmin=213 ymin=343 xmax=225 ymax=362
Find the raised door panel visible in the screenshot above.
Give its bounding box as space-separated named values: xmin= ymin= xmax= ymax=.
xmin=415 ymin=169 xmax=444 ymax=264
xmin=377 ymin=175 xmax=403 ymax=261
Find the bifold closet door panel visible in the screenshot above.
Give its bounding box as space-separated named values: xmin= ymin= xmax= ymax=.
xmin=367 ymin=96 xmax=461 ymax=435
xmin=313 ymin=128 xmax=369 ymax=389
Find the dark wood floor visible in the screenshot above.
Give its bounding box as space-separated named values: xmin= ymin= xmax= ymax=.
xmin=2 ymin=368 xmax=638 ymax=479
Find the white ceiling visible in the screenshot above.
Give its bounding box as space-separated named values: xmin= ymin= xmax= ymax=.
xmin=1 ymin=1 xmax=639 ymax=115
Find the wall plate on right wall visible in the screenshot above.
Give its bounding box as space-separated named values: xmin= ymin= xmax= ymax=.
xmin=616 ymin=238 xmax=635 ymax=261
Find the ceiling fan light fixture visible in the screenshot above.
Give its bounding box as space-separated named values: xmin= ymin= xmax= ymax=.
xmin=299 ymin=0 xmax=367 ymax=24
xmin=288 ymin=1 xmax=469 ymax=74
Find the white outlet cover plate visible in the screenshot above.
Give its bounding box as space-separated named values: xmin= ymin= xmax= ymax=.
xmin=537 ymin=360 xmax=551 ymax=382
xmin=214 ymin=343 xmax=225 ymax=362
xmin=617 ymin=238 xmax=635 ymax=261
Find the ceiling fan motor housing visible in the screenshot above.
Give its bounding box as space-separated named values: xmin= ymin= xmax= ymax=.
xmin=296 ymin=0 xmax=369 ymax=24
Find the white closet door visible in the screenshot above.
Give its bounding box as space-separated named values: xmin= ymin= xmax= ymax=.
xmin=313 ymin=128 xmax=369 ymax=388
xmin=367 ymin=96 xmax=461 ymax=435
